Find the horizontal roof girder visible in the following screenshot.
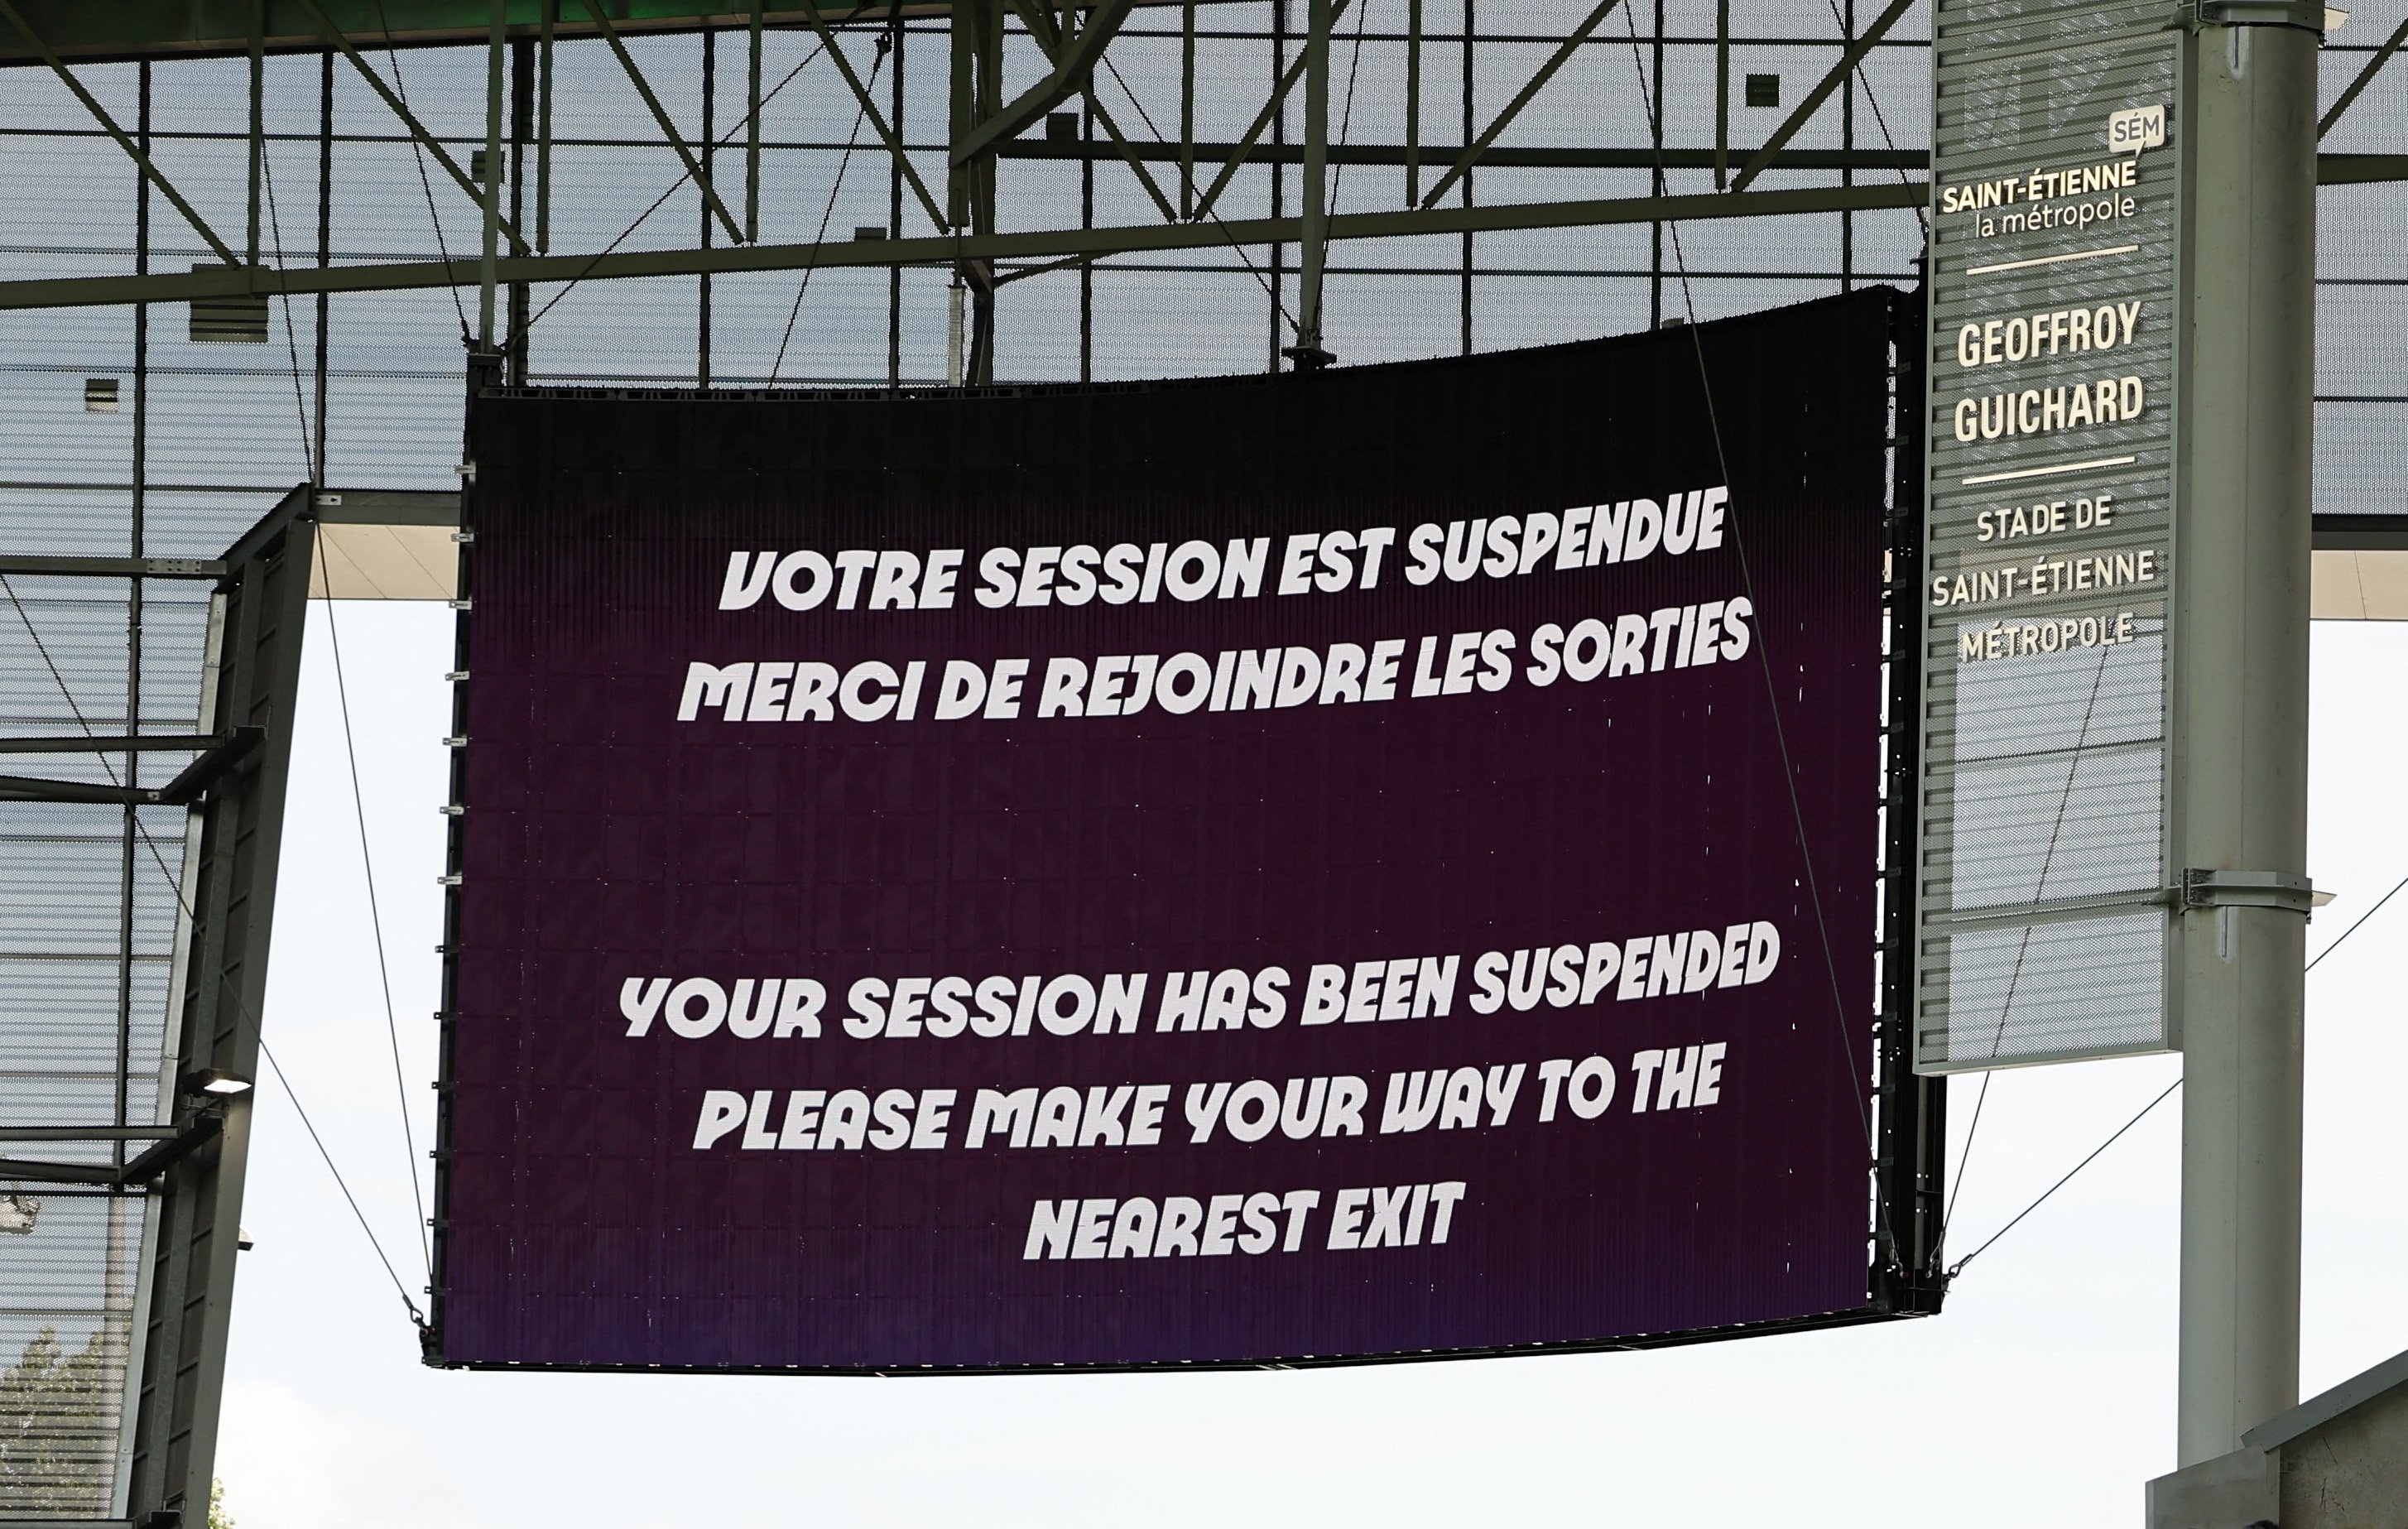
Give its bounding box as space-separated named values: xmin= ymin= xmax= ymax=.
xmin=0 ymin=180 xmax=1931 ymax=310
xmin=0 ymin=0 xmax=975 ymax=65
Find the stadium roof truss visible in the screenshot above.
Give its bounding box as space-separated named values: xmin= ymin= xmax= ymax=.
xmin=0 ymin=0 xmax=2387 ymax=381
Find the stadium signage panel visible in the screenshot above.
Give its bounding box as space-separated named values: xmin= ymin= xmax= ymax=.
xmin=1918 ymin=0 xmax=2185 ymax=1073
xmin=435 ymin=293 xmax=1901 ymax=1371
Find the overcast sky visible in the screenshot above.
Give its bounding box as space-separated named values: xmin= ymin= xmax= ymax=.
xmin=211 ymin=603 xmax=2407 ymax=1528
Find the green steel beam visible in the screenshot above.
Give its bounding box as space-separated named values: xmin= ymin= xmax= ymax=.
xmin=0 ymin=149 xmax=2392 ymax=314
xmin=0 ymin=0 xmax=1236 ymax=64
xmin=294 ymin=0 xmax=526 ymax=248
xmin=791 ymin=0 xmax=952 ymax=232
xmin=2315 ymin=151 xmax=2408 ymax=183
xmin=2320 ymin=16 xmax=2408 ymax=139
xmin=949 ymin=0 xmax=1139 ymax=163
xmin=0 ymin=1 xmax=937 ymax=62
xmin=579 ymin=0 xmax=744 ymax=242
xmin=0 ymin=180 xmax=1927 ymax=310
xmin=1728 ymin=0 xmax=1915 ymax=191
xmin=0 ymin=0 xmax=241 ymax=264
xmin=1416 ymin=0 xmax=1627 ymax=209
xmin=1008 ymin=0 xmax=1175 ymax=222
xmin=1079 ymin=85 xmax=1179 ymax=222
xmin=1003 ymin=142 xmax=1928 ymax=170
xmin=1190 ymin=0 xmax=1349 ymax=220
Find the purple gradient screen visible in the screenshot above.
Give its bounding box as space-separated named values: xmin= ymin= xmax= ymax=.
xmin=436 ymin=292 xmax=1895 ymax=1370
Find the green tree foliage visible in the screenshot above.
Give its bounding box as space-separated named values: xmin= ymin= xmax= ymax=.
xmin=0 ymin=1325 xmax=112 ymax=1513
xmin=209 ymin=1476 xmax=234 ymax=1529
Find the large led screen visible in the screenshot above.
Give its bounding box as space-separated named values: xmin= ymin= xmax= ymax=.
xmin=434 ymin=290 xmax=1901 ymax=1370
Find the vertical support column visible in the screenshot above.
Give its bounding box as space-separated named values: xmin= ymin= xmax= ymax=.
xmin=1180 ymin=0 xmax=1196 ymax=219
xmin=539 ymin=0 xmax=556 ymax=253
xmin=315 ymin=50 xmax=334 ymax=478
xmin=890 ymin=2 xmax=906 ymax=388
xmin=1292 ymin=0 xmax=1331 ymax=364
xmin=699 ymin=26 xmax=716 ymax=388
xmin=1080 ymin=95 xmax=1095 ymax=382
xmin=1271 ymin=0 xmax=1288 ymax=372
xmin=127 ymin=491 xmax=319 ymax=1521
xmin=1839 ymin=0 xmax=1855 ymax=291
xmin=1406 ymin=0 xmax=1421 ymax=204
xmin=246 ymin=0 xmax=263 ymax=267
xmin=948 ymin=2 xmax=973 ymax=386
xmin=1648 ymin=0 xmax=1664 ymax=326
xmin=108 ymin=68 xmax=157 ymax=1492
xmin=949 ymin=0 xmax=1002 ymax=384
xmin=2171 ymin=13 xmax=2318 ymax=1469
xmin=124 ymin=55 xmax=155 ymax=1149
xmin=748 ymin=0 xmax=764 ymax=246
xmin=508 ymin=37 xmax=534 ymax=386
xmin=975 ymin=0 xmax=1000 ymax=384
xmin=1459 ymin=0 xmax=1473 ymax=354
xmin=1713 ymin=0 xmax=1728 ymax=189
xmin=478 ymin=0 xmax=507 ymax=349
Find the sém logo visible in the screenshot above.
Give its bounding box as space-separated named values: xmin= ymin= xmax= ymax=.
xmin=2107 ymin=103 xmax=2167 ymax=154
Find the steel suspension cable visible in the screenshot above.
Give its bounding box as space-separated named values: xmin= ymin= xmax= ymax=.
xmin=1 ymin=570 xmax=431 ymax=1330
xmin=1612 ymin=6 xmax=1886 ymax=1187
xmin=771 ymin=40 xmax=883 ymax=383
xmin=519 ymin=35 xmax=834 ymax=339
xmin=316 ymin=555 xmax=435 ymax=1277
xmin=372 ymin=0 xmax=474 ymax=342
xmin=1944 ymin=1077 xmax=2181 ymax=1280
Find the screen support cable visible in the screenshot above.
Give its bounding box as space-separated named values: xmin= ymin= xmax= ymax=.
xmin=1660 ymin=853 xmax=2396 ymax=1285
xmin=1815 ymin=0 xmax=1927 ymax=241
xmin=1938 ymin=642 xmax=2118 ymax=1253
xmin=372 ymin=0 xmax=473 ymax=344
xmin=260 ymin=1036 xmax=431 ymax=1325
xmin=519 ymin=34 xmax=834 ymax=341
xmin=0 ymin=570 xmax=432 ymax=1332
xmin=260 ymin=148 xmax=318 ymax=479
xmin=2308 ymin=868 xmax=2408 ymax=970
xmin=770 ymin=41 xmax=884 ymax=383
xmin=1100 ymin=55 xmax=1296 ymax=331
xmin=315 ymin=545 xmax=435 ymax=1277
xmin=262 ymin=159 xmax=435 ymax=1281
xmin=1612 ymin=11 xmax=1888 ymax=1244
xmin=1944 ymin=1076 xmax=2181 ymax=1281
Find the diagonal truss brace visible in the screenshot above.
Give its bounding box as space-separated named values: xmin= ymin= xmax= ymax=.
xmin=1730 ymin=0 xmax=1915 ymax=191
xmin=1007 ymin=0 xmax=1179 ymax=223
xmin=1082 ymin=85 xmax=1181 ymax=222
xmin=2320 ymin=13 xmax=2408 ymax=137
xmin=579 ymin=0 xmax=745 ymax=243
xmin=294 ymin=0 xmax=525 ymax=251
xmin=1420 ymin=0 xmax=1627 ymax=209
xmin=795 ymin=0 xmax=952 ymax=232
xmin=951 ymin=0 xmax=1143 ymax=165
xmin=0 ymin=0 xmax=238 ymax=267
xmin=1191 ymin=0 xmax=1353 ymax=221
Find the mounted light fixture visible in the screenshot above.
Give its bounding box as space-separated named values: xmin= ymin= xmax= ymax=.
xmin=179 ymin=1067 xmax=254 ymax=1099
